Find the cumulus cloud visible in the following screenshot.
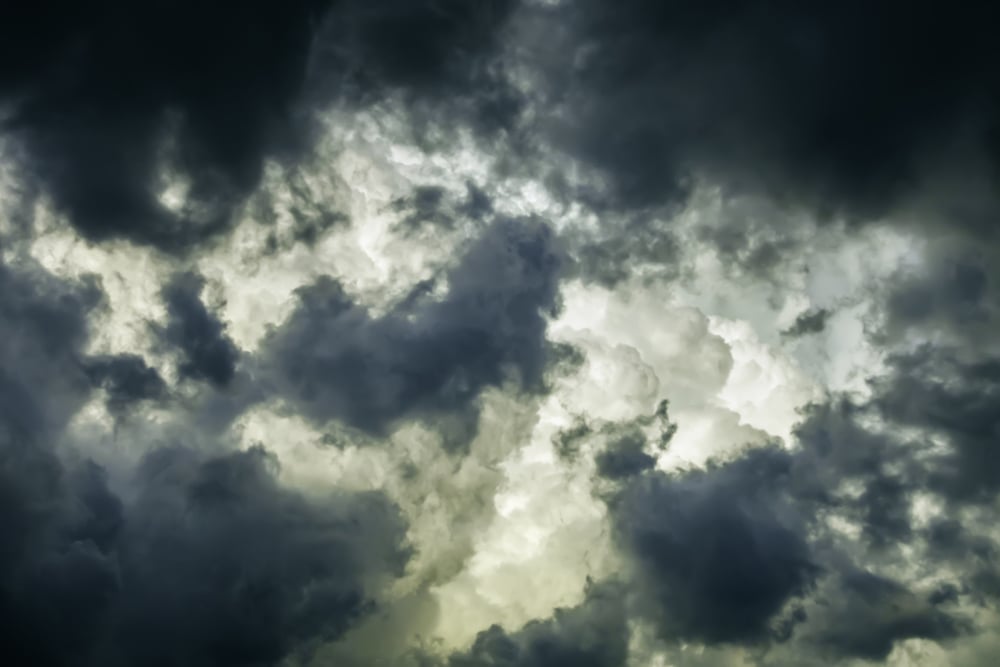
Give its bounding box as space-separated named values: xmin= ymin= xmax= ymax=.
xmin=264 ymin=217 xmax=562 ymax=446
xmin=611 ymin=447 xmax=817 ymax=645
xmin=0 ymin=256 xmax=410 ymax=667
xmin=4 ymin=2 xmax=1000 ymax=665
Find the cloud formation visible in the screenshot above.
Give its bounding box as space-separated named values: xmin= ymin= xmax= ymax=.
xmin=3 ymin=2 xmax=1000 ymax=665
xmin=264 ymin=217 xmax=562 ymax=445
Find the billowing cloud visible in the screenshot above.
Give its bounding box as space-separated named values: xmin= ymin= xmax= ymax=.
xmin=0 ymin=257 xmax=410 ymax=666
xmin=158 ymin=271 xmax=241 ymax=388
xmin=611 ymin=448 xmax=817 ymax=645
xmin=4 ymin=2 xmax=1000 ymax=665
xmin=264 ymin=217 xmax=562 ymax=445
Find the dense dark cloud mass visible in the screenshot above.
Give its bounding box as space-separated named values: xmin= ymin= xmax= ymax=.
xmin=0 ymin=1 xmax=335 ymax=251
xmin=315 ymin=0 xmax=520 ymax=132
xmin=84 ymin=354 xmax=167 ymax=413
xmin=390 ymin=583 xmax=627 ymax=667
xmin=557 ymin=399 xmax=679 ymax=480
xmin=873 ymin=349 xmax=1000 ymax=502
xmin=0 ymin=259 xmax=100 ymax=455
xmin=446 ymin=583 xmax=628 ymax=667
xmin=611 ymin=448 xmax=817 ymax=644
xmin=530 ymin=1 xmax=1000 ymax=224
xmin=3 ymin=442 xmax=410 ymax=667
xmin=590 ymin=394 xmax=981 ymax=660
xmin=0 ymin=259 xmax=105 ymax=666
xmin=806 ymin=570 xmax=964 ymax=661
xmin=5 ymin=2 xmax=1000 ymax=665
xmin=0 ymin=259 xmax=409 ymax=666
xmin=159 ymin=272 xmax=241 ymax=388
xmin=108 ymin=446 xmax=409 ymax=667
xmin=266 ymin=218 xmax=561 ymax=443
xmin=0 ymin=0 xmax=518 ymax=252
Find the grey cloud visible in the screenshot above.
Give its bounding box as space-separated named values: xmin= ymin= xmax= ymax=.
xmin=873 ymin=349 xmax=1000 ymax=502
xmin=3 ymin=439 xmax=411 ymax=667
xmin=611 ymin=447 xmax=818 ymax=645
xmin=1 ymin=0 xmax=336 ymax=253
xmin=781 ymin=308 xmax=830 ymax=338
xmin=884 ymin=257 xmax=992 ymax=339
xmin=446 ymin=582 xmax=629 ymax=667
xmin=264 ymin=217 xmax=562 ymax=445
xmin=586 ymin=390 xmax=978 ymax=659
xmin=84 ymin=354 xmax=167 ymax=414
xmin=0 ymin=0 xmax=519 ymax=253
xmin=595 ymin=431 xmax=657 ymax=480
xmin=556 ymin=399 xmax=677 ymax=470
xmin=6 ymin=2 xmax=1000 ymax=665
xmin=0 ymin=259 xmax=411 ymax=666
xmin=393 ymin=182 xmax=495 ymax=234
xmin=569 ymin=218 xmax=683 ymax=288
xmin=0 ymin=261 xmax=121 ymax=665
xmin=159 ymin=272 xmax=240 ymax=389
xmin=526 ymin=1 xmax=1000 ymax=228
xmin=256 ymin=169 xmax=350 ymax=255
xmin=107 ymin=445 xmax=409 ymax=667
xmin=806 ymin=570 xmax=965 ymax=661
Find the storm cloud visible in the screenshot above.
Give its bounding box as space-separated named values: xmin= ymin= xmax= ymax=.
xmin=4 ymin=1 xmax=1000 ymax=665
xmin=264 ymin=217 xmax=562 ymax=444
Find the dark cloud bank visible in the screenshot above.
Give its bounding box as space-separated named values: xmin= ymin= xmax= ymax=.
xmin=0 ymin=0 xmax=517 ymax=252
xmin=264 ymin=217 xmax=562 ymax=447
xmin=3 ymin=1 xmax=1000 ymax=666
xmin=0 ymin=259 xmax=410 ymax=666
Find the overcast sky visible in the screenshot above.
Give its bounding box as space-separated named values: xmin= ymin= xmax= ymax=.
xmin=2 ymin=2 xmax=1000 ymax=665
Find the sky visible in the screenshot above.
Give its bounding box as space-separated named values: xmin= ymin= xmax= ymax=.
xmin=2 ymin=2 xmax=1000 ymax=665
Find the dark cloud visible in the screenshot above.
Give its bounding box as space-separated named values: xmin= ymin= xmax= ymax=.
xmin=552 ymin=384 xmax=980 ymax=659
xmin=323 ymin=0 xmax=516 ymax=90
xmin=589 ymin=393 xmax=976 ymax=659
xmin=922 ymin=518 xmax=999 ymax=601
xmin=159 ymin=272 xmax=240 ymax=388
xmin=0 ymin=459 xmax=124 ymax=667
xmin=884 ymin=257 xmax=992 ymax=338
xmin=0 ymin=259 xmax=99 ymax=436
xmin=313 ymin=0 xmax=524 ymax=136
xmin=393 ymin=183 xmax=495 ymax=234
xmin=446 ymin=582 xmax=628 ymax=667
xmin=782 ymin=400 xmax=926 ymax=557
xmin=782 ymin=308 xmax=831 ymax=338
xmin=530 ymin=1 xmax=1000 ymax=226
xmin=0 ymin=258 xmax=410 ymax=666
xmin=570 ymin=217 xmax=683 ymax=287
xmin=595 ymin=431 xmax=657 ymax=480
xmin=255 ymin=170 xmax=350 ymax=255
xmin=265 ymin=218 xmax=562 ymax=444
xmin=594 ymin=400 xmax=677 ymax=480
xmin=551 ymin=418 xmax=593 ymax=462
xmin=0 ymin=260 xmax=121 ymax=666
xmin=0 ymin=266 xmax=107 ymax=663
xmin=6 ymin=3 xmax=1000 ymax=664
xmin=872 ymin=349 xmax=1000 ymax=502
xmin=107 ymin=445 xmax=409 ymax=667
xmin=0 ymin=1 xmax=520 ymax=253
xmin=556 ymin=399 xmax=676 ymax=468
xmin=807 ymin=570 xmax=965 ymax=661
xmin=0 ymin=0 xmax=335 ymax=252
xmin=394 ymin=186 xmax=454 ymax=231
xmin=3 ymin=443 xmax=411 ymax=667
xmin=690 ymin=199 xmax=809 ymax=280
xmin=84 ymin=354 xmax=167 ymax=413
xmin=611 ymin=447 xmax=818 ymax=644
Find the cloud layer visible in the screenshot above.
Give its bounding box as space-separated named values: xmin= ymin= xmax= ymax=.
xmin=3 ymin=2 xmax=1000 ymax=666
